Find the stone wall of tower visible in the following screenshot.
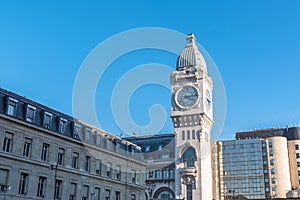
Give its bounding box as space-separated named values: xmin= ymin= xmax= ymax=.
xmin=171 ymin=34 xmax=214 ymax=200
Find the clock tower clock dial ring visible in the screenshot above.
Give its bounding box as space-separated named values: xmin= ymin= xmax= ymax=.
xmin=176 ymin=86 xmax=199 ymax=108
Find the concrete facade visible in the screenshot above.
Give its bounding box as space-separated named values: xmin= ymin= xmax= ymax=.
xmin=287 ymin=139 xmax=300 ymax=190
xmin=266 ymin=137 xmax=291 ymax=198
xmin=236 ymin=128 xmax=300 ymax=199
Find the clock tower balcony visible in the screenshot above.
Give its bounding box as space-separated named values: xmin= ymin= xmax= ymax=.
xmin=181 ymin=166 xmax=197 ymax=177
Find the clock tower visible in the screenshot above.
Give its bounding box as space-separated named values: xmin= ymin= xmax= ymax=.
xmin=171 ymin=34 xmax=214 ymax=200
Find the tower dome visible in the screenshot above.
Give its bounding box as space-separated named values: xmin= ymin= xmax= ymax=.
xmin=176 ymin=33 xmax=206 ymax=71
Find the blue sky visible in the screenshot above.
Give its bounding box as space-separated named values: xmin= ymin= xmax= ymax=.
xmin=1 ymin=1 xmax=300 ymax=140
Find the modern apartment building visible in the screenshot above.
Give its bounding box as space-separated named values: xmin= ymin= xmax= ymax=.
xmin=0 ymin=88 xmax=146 ymax=200
xmin=217 ymin=139 xmax=266 ymax=199
xmin=235 ymin=127 xmax=300 ymax=199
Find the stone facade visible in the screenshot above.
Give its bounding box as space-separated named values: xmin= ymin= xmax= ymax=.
xmin=126 ymin=134 xmax=176 ymax=200
xmin=0 ymin=88 xmax=146 ymax=200
xmin=170 ymin=34 xmax=214 ymax=200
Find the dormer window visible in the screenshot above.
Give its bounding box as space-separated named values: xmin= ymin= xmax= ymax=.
xmin=85 ymin=128 xmax=91 ymax=141
xmin=43 ymin=112 xmax=52 ymax=129
xmin=158 ymin=144 xmax=163 ymax=151
xmin=96 ymin=134 xmax=101 ymax=145
xmin=59 ymin=118 xmax=67 ymax=133
xmin=145 ymin=146 xmax=150 ymax=152
xmin=7 ymin=97 xmax=18 ymax=116
xmin=26 ymin=105 xmax=36 ymax=123
xmin=73 ymin=123 xmax=81 ymax=139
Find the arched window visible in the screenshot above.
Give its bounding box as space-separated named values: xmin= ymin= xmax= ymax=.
xmin=154 ymin=188 xmax=175 ymax=200
xmin=182 ymin=147 xmax=197 ymax=168
xmin=187 ymin=130 xmax=190 ymax=140
xmin=157 ymin=191 xmax=173 ymax=199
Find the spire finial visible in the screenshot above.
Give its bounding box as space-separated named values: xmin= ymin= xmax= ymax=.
xmin=187 ymin=33 xmax=196 ymax=45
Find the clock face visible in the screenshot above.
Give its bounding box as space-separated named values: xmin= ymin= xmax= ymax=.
xmin=206 ymin=90 xmax=212 ymax=110
xmin=176 ymin=86 xmax=199 ymax=107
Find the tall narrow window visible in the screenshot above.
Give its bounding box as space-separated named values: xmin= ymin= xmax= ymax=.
xmin=169 ymin=169 xmax=175 ymax=179
xmin=22 ymin=138 xmax=32 ymax=157
xmin=105 ymin=189 xmax=111 ymax=200
xmin=148 ymin=171 xmax=153 ymax=179
xmin=41 ymin=143 xmax=49 ymax=161
xmin=43 ymin=112 xmax=52 ymax=129
xmin=3 ymin=132 xmax=13 ymax=152
xmin=187 ymin=185 xmax=193 ymax=200
xmin=72 ymin=152 xmax=79 ymax=169
xmin=182 ymin=131 xmax=185 ymax=140
xmin=85 ymin=128 xmax=91 ymax=141
xmin=82 ymin=185 xmax=89 ymax=200
xmin=192 ymin=130 xmax=196 ymax=139
xmin=96 ymin=160 xmax=102 ymax=175
xmin=106 ymin=163 xmax=111 ymax=177
xmin=155 ymin=170 xmax=161 ymax=179
xmin=69 ymin=182 xmax=77 ymax=200
xmin=162 ymin=169 xmax=168 ymax=179
xmin=54 ymin=180 xmax=62 ymax=200
xmin=57 ymin=148 xmax=65 ymax=166
xmin=115 ymin=191 xmax=121 ymax=200
xmin=131 ymin=194 xmax=136 ymax=200
xmin=187 ymin=130 xmax=191 ymax=140
xmin=18 ymin=173 xmax=29 ymax=195
xmin=85 ymin=156 xmax=91 ymax=172
xmin=37 ymin=176 xmax=47 ymax=198
xmin=116 ymin=165 xmax=121 ymax=180
xmin=94 ymin=187 xmax=101 ymax=200
xmin=96 ymin=134 xmax=101 ymax=145
xmin=132 ymin=169 xmax=136 ymax=183
xmin=0 ymin=169 xmax=9 ymax=192
xmin=73 ymin=124 xmax=81 ymax=139
xmin=59 ymin=118 xmax=67 ymax=134
xmin=197 ymin=130 xmax=201 ymax=141
xmin=26 ymin=105 xmax=36 ymax=123
xmin=296 ymin=144 xmax=300 ymax=150
xmin=7 ymin=98 xmax=18 ymax=116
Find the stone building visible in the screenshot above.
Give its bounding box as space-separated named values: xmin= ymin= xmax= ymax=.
xmin=1 ymin=32 xmax=300 ymax=200
xmin=170 ymin=33 xmax=214 ymax=200
xmin=126 ymin=134 xmax=175 ymax=200
xmin=0 ymin=88 xmax=146 ymax=200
